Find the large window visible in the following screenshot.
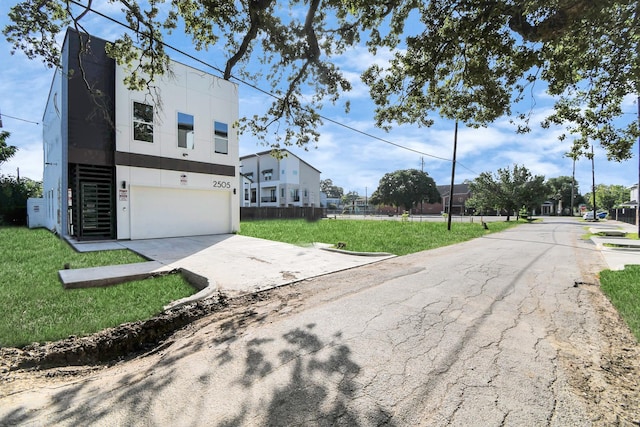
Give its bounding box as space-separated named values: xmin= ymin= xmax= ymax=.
xmin=133 ymin=102 xmax=154 ymax=143
xmin=178 ymin=112 xmax=195 ymax=149
xmin=214 ymin=121 xmax=228 ymax=154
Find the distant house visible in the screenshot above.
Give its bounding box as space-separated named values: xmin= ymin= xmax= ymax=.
xmin=628 ymin=184 xmax=639 ymax=207
xmin=341 ymin=195 xmax=369 ymax=214
xmin=437 ymin=184 xmax=471 ymax=215
xmin=321 ymin=194 xmax=344 ymax=210
xmin=31 ymin=28 xmax=239 ymax=240
xmin=239 ymin=150 xmax=320 ymax=207
xmin=609 ymin=184 xmax=638 ymax=225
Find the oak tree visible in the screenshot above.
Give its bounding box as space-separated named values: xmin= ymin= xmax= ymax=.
xmin=0 ymin=131 xmax=17 ymax=165
xmin=467 ymin=164 xmax=547 ymax=220
xmin=594 ymin=184 xmax=629 ymax=211
xmin=4 ymin=1 xmax=639 ymax=157
xmin=371 ymin=169 xmax=439 ymax=212
xmin=320 ymin=179 xmax=344 ymax=199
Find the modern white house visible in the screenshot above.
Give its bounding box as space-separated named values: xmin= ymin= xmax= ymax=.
xmin=239 ymin=150 xmax=320 ymax=208
xmin=34 ymin=28 xmax=240 ymax=240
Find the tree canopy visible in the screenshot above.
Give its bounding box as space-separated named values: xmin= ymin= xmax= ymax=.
xmin=370 ymin=169 xmax=439 ymax=211
xmin=0 ymin=131 xmax=17 ymax=165
xmin=4 ymin=1 xmax=639 ymax=157
xmin=467 ymin=164 xmax=547 ymax=220
xmin=546 ymin=176 xmax=584 ymax=215
xmin=594 ymin=184 xmax=629 ymax=211
xmin=320 ymin=179 xmax=344 ymax=199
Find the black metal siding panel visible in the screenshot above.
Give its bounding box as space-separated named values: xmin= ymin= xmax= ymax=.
xmin=66 ymin=29 xmax=115 ymax=167
xmin=115 ymin=151 xmax=236 ymax=177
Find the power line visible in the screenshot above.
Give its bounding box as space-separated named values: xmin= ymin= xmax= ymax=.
xmin=68 ymin=0 xmax=482 ymax=174
xmin=0 ymin=112 xmax=40 ymax=126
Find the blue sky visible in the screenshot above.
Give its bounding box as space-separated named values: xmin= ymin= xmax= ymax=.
xmin=1 ymin=1 xmax=639 ymax=200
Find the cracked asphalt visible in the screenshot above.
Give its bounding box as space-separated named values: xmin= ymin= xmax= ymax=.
xmin=1 ymin=218 xmax=635 ymax=426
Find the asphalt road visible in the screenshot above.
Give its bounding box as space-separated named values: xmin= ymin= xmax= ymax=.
xmin=0 ymin=218 xmax=624 ymax=425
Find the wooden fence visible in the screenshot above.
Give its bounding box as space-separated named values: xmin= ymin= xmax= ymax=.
xmin=610 ymin=208 xmax=637 ymax=225
xmin=241 ymin=207 xmax=326 ymax=221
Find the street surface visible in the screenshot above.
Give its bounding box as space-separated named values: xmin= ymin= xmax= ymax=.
xmin=2 ymin=218 xmax=639 ymax=426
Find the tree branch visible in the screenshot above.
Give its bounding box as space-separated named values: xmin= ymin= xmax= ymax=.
xmin=224 ymin=0 xmax=273 ymax=80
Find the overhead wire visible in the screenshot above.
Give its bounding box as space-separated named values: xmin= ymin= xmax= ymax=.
xmin=0 ymin=112 xmax=40 ymax=125
xmin=65 ymin=0 xmax=480 ymax=175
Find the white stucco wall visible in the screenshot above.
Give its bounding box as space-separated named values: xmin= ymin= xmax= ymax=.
xmin=41 ymin=66 xmax=65 ymax=234
xmin=114 ymin=61 xmax=240 ymax=239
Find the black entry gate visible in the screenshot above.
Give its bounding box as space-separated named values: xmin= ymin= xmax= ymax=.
xmin=69 ymin=164 xmax=115 ymax=240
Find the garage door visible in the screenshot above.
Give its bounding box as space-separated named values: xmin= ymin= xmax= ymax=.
xmin=130 ymin=186 xmax=230 ymax=239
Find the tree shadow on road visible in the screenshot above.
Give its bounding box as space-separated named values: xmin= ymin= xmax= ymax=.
xmin=219 ymin=323 xmax=394 ymax=426
xmin=1 ymin=319 xmax=394 ymax=426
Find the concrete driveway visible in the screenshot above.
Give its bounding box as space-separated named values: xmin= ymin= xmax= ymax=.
xmin=62 ymin=234 xmax=395 ymax=296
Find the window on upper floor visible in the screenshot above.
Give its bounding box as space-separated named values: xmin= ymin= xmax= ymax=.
xmin=133 ymin=102 xmax=154 ymax=143
xmin=178 ymin=112 xmax=195 ymax=149
xmin=214 ymin=121 xmax=228 ymax=154
xmin=263 ymin=169 xmax=273 ymax=181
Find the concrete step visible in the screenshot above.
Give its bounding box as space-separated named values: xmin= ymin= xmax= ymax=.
xmin=591 ymin=236 xmax=640 ymax=251
xmin=59 ymin=261 xmax=173 ymax=289
xmin=589 ymin=227 xmax=627 ymax=237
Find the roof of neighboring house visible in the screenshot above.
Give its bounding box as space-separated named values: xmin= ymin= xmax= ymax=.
xmin=240 ymin=149 xmax=321 ymax=174
xmin=437 ymin=183 xmax=471 ymax=197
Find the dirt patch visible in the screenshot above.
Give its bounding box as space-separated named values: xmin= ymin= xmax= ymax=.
xmin=0 ymin=285 xmax=304 ymax=398
xmin=563 ymin=283 xmax=640 ymax=426
xmin=0 ymin=291 xmax=283 ymax=375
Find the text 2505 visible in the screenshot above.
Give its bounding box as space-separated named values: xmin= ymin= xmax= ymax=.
xmin=213 ymin=181 xmax=232 ymax=189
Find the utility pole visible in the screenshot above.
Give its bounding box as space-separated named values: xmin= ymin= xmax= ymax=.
xmin=591 ymin=143 xmax=597 ymax=221
xmin=565 ymin=150 xmax=577 ymax=216
xmin=420 ymin=156 xmax=424 ymax=216
xmin=571 ymin=155 xmax=576 ymax=216
xmin=447 ymin=121 xmax=458 ymax=231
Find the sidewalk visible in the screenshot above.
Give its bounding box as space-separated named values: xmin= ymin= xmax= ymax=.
xmin=589 ymin=220 xmax=640 ymax=271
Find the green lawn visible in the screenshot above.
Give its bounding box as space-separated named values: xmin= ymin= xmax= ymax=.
xmin=1 ymin=227 xmax=194 ymax=348
xmin=600 ymin=266 xmax=640 ymax=341
xmin=239 ymin=218 xmax=519 ymax=256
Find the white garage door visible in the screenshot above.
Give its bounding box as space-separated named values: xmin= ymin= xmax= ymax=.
xmin=130 ymin=186 xmax=230 ymax=239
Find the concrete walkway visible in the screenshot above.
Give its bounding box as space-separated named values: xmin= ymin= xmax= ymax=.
xmin=60 ymin=234 xmax=395 ymax=296
xmin=589 ymin=220 xmax=640 ymax=270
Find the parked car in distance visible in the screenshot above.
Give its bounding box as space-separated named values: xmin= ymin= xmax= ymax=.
xmin=583 ymin=211 xmax=607 ymax=220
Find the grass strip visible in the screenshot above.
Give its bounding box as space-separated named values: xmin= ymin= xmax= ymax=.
xmin=239 ymin=218 xmax=520 ymax=256
xmin=600 ymin=266 xmax=640 ymax=341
